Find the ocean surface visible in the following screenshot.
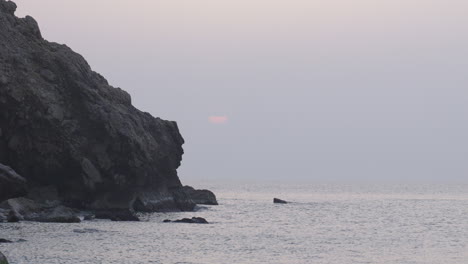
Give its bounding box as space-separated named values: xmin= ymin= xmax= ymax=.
xmin=1 ymin=182 xmax=467 ymax=264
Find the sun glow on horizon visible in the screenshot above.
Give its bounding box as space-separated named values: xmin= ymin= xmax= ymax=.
xmin=208 ymin=116 xmax=228 ymax=124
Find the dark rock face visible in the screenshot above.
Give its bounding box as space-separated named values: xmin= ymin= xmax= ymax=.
xmin=26 ymin=186 xmax=61 ymax=207
xmin=164 ymin=217 xmax=209 ymax=224
xmin=0 ymin=0 xmax=197 ymax=212
xmin=0 ymin=251 xmax=8 ymax=264
xmin=273 ymin=198 xmax=288 ymax=204
xmin=0 ymin=163 xmax=27 ymax=201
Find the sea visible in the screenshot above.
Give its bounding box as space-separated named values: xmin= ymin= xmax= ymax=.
xmin=1 ymin=182 xmax=467 ymax=264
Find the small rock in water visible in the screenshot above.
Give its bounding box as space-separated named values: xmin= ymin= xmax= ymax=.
xmin=273 ymin=198 xmax=288 ymax=204
xmin=17 ymin=239 xmax=27 ymax=242
xmin=0 ymin=238 xmax=12 ymax=243
xmin=178 ymin=186 xmax=218 ymax=205
xmin=168 ymin=217 xmax=209 ymax=224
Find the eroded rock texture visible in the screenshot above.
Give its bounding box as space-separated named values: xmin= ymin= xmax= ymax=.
xmin=0 ymin=0 xmax=197 ymax=212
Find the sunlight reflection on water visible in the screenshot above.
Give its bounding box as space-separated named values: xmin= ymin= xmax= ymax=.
xmin=1 ymin=183 xmax=467 ymax=264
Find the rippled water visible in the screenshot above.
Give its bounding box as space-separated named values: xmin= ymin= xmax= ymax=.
xmin=1 ymin=182 xmax=467 ymax=264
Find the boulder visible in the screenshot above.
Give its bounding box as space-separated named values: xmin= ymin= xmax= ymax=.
xmin=0 ymin=197 xmax=44 ymax=220
xmin=0 ymin=163 xmax=27 ymax=202
xmin=133 ymin=190 xmax=196 ymax=212
xmin=0 ymin=251 xmax=8 ymax=264
xmin=179 ymin=186 xmax=218 ymax=205
xmin=273 ymin=198 xmax=288 ymax=204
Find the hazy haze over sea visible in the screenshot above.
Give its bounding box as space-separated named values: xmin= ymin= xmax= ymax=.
xmin=2 ymin=182 xmax=467 ymax=264
xmin=3 ymin=1 xmax=466 ymax=263
xmin=13 ymin=0 xmax=468 ymax=183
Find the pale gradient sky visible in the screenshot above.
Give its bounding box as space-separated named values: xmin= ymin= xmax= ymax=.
xmin=14 ymin=0 xmax=468 ymax=182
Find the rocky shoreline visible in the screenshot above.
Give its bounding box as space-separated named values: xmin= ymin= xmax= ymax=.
xmin=0 ymin=0 xmax=217 ymax=262
xmin=0 ymin=0 xmax=217 ymax=224
xmin=0 ymin=157 xmax=217 ymax=223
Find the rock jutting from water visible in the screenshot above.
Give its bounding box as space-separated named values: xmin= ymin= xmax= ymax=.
xmin=163 ymin=217 xmax=209 ymax=224
xmin=178 ymin=186 xmax=218 ymax=205
xmin=0 ymin=0 xmax=217 ymax=221
xmin=273 ymin=198 xmax=288 ymax=204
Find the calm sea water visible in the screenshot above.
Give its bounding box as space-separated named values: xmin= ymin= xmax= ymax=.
xmin=1 ymin=182 xmax=467 ymax=264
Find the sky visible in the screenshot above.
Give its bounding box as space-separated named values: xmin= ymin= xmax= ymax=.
xmin=14 ymin=0 xmax=468 ymax=183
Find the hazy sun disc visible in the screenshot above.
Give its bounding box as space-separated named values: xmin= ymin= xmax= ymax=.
xmin=209 ymin=116 xmax=228 ymax=124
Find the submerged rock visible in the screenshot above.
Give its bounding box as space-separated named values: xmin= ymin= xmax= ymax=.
xmin=164 ymin=217 xmax=209 ymax=224
xmin=273 ymin=198 xmax=288 ymax=204
xmin=95 ymin=209 xmax=140 ymax=221
xmin=0 ymin=0 xmax=216 ymax=213
xmin=73 ymin=228 xmax=101 ymax=234
xmin=0 ymin=163 xmax=27 ymax=202
xmin=0 ymin=251 xmax=8 ymax=264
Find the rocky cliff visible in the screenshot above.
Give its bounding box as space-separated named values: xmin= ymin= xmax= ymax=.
xmin=0 ymin=0 xmax=216 ymax=217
